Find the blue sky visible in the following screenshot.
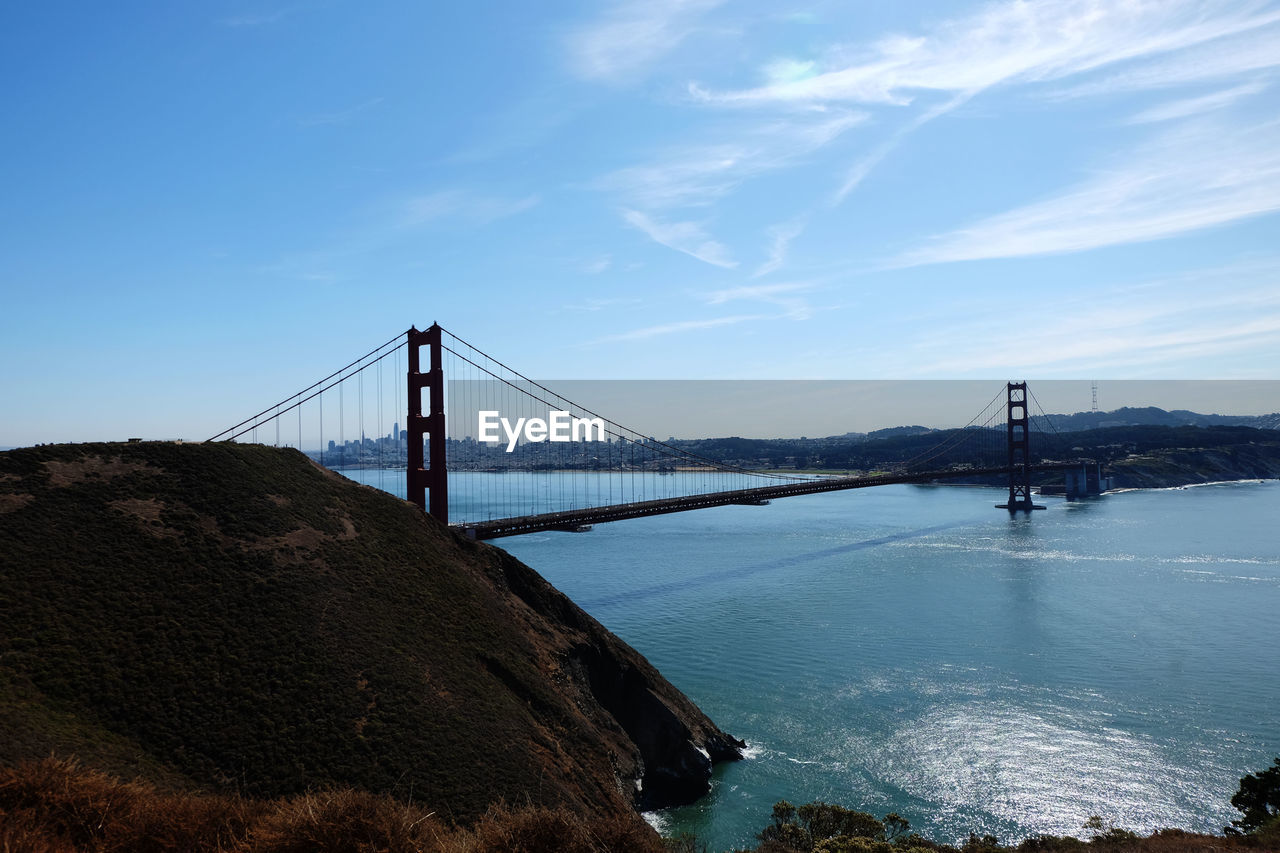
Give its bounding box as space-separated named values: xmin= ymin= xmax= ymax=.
xmin=3 ymin=1 xmax=1280 ymax=445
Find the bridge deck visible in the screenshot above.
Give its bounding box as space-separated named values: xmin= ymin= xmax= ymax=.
xmin=458 ymin=463 xmax=1081 ymax=540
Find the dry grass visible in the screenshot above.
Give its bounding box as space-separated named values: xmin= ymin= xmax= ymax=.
xmin=42 ymin=456 xmax=152 ymax=488
xmin=0 ymin=493 xmax=34 ymax=514
xmin=250 ymin=790 xmax=452 ymax=853
xmin=0 ymin=757 xmax=262 ymax=852
xmin=0 ymin=758 xmax=665 ymax=853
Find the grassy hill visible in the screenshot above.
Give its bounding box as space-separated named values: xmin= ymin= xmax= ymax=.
xmin=0 ymin=442 xmax=741 ymax=828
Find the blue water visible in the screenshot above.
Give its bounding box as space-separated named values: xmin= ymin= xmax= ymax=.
xmin=342 ymin=470 xmax=1280 ymax=850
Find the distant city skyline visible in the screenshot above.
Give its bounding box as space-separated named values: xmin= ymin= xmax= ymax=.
xmin=3 ymin=2 xmax=1279 ymax=446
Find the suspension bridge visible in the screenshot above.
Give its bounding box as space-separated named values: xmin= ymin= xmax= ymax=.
xmin=208 ymin=325 xmax=1105 ymax=540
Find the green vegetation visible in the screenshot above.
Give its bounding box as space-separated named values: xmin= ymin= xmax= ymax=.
xmin=1229 ymin=757 xmax=1280 ymax=838
xmin=728 ymin=789 xmax=1280 ymax=853
xmin=744 ymin=801 xmax=919 ymax=853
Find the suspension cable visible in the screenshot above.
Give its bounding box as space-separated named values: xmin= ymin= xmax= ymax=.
xmin=438 ymin=327 xmax=811 ymax=481
xmin=208 ymin=335 xmax=408 ymax=444
xmin=895 ymin=384 xmax=1008 ymax=471
xmin=207 ymin=331 xmax=407 ymax=443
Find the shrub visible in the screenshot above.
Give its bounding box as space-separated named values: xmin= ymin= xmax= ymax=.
xmin=1229 ymin=757 xmax=1280 ymax=835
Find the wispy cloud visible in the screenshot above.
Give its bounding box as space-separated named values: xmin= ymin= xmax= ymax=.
xmin=559 ymin=296 xmax=641 ymax=313
xmin=904 ymin=261 xmax=1280 ymax=376
xmin=694 ymin=1 xmax=1280 ymax=106
xmin=593 ymin=314 xmax=765 ymax=343
xmin=1057 ymin=25 xmax=1280 ymax=98
xmin=582 ymin=255 xmax=613 ymax=275
xmin=1126 ymin=81 xmax=1267 ymax=124
xmin=833 ymin=91 xmax=974 ymax=203
xmin=601 ymin=144 xmax=751 ymax=209
xmin=220 ymin=10 xmax=287 ymax=27
xmin=445 ymin=92 xmax=583 ymax=165
xmin=258 ymin=189 xmax=539 ymax=282
xmin=257 ymin=258 xmax=340 ymax=283
xmin=955 ymin=309 xmax=1280 ymax=376
xmin=762 ymin=58 xmax=820 ymax=86
xmin=706 ymin=281 xmax=816 ymax=320
xmin=598 ymin=112 xmax=864 ymax=210
xmin=685 ymin=0 xmax=1280 ymax=205
xmin=568 ymin=0 xmax=726 ymax=81
xmin=753 ymin=219 xmax=806 ymax=277
xmin=582 ymin=1 xmax=1280 ymax=303
xmin=402 ymin=191 xmax=540 ymax=227
xmin=599 ymin=113 xmax=859 ymax=266
xmin=896 ymin=117 xmax=1280 ymax=266
xmin=706 ymin=282 xmax=810 ymax=303
xmin=297 ymin=97 xmax=385 ymax=127
xmin=623 ymin=209 xmax=737 ymax=268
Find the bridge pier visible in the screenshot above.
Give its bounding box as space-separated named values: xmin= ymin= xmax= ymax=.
xmin=1064 ymin=462 xmax=1108 ymax=500
xmin=996 ymin=381 xmax=1045 ymax=513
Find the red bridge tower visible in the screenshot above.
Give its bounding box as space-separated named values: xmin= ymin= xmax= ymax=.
xmin=407 ymin=324 xmax=448 ymax=523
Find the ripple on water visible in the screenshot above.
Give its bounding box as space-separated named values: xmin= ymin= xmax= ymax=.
xmin=866 ymin=700 xmax=1236 ymax=840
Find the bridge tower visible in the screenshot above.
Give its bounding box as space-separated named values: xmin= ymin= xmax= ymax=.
xmin=996 ymin=381 xmax=1045 ymax=513
xmin=407 ymin=324 xmax=448 ymax=523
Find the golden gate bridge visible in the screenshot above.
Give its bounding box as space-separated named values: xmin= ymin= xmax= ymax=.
xmin=207 ymin=325 xmax=1105 ymax=539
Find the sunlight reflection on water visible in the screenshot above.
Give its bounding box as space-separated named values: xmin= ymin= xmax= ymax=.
xmin=867 ymin=699 xmax=1231 ymax=839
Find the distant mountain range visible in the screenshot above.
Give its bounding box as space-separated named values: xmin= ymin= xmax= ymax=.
xmin=1032 ymin=406 xmax=1280 ymax=432
xmin=825 ymin=407 xmax=1280 ymax=441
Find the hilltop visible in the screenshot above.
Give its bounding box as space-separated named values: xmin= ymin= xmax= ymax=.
xmin=0 ymin=442 xmax=741 ymax=828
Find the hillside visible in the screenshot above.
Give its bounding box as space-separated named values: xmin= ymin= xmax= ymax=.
xmin=0 ymin=442 xmax=741 ymax=826
xmin=1052 ymin=426 xmax=1280 ymax=489
xmin=1031 ymin=406 xmax=1280 ymax=432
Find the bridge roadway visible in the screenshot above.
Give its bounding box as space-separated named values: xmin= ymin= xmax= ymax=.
xmin=458 ymin=462 xmax=1084 ymax=540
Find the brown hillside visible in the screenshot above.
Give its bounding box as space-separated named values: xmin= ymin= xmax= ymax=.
xmin=0 ymin=442 xmax=741 ymax=826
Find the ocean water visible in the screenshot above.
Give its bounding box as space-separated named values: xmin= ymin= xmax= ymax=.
xmin=343 ymin=470 xmax=1280 ymax=851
